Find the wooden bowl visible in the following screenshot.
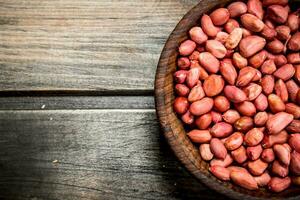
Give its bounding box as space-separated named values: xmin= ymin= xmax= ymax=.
xmin=154 ymin=0 xmax=300 ymax=199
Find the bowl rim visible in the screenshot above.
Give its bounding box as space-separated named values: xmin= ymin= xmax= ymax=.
xmin=154 ymin=1 xmax=300 ymax=199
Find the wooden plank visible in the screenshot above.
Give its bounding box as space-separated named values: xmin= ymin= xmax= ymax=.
xmin=0 ymin=0 xmax=199 ymax=92
xmin=0 ymin=110 xmax=222 ymax=200
xmin=0 ymin=96 xmax=155 ymax=110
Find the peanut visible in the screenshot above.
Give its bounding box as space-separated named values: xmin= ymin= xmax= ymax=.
xmin=181 ymin=111 xmax=194 ymax=125
xmin=179 ymin=40 xmax=196 ymax=56
xmin=254 ymin=93 xmax=269 ymax=111
xmin=220 ymin=60 xmax=237 ymax=85
xmin=210 ymin=122 xmax=233 ymax=138
xmin=230 ymin=170 xmax=258 ymax=190
xmin=227 ymin=1 xmax=247 ymax=18
xmin=231 ymin=146 xmax=248 ymax=164
xmin=241 ymin=14 xmax=264 ymax=33
xmin=232 ymin=52 xmax=248 ymax=69
xmin=177 ymin=57 xmax=190 ymax=70
xmin=254 ymin=112 xmax=268 ymax=126
xmin=286 ymin=80 xmax=299 ymax=102
xmin=289 ymin=134 xmax=300 ymax=153
xmin=275 ymin=79 xmax=288 ymax=103
xmin=268 ymin=177 xmax=291 ymax=193
xmin=222 ymin=110 xmax=241 ymax=124
xmin=210 ymin=138 xmax=227 ymax=159
xmin=266 ymin=112 xmax=294 ymax=134
xmin=286 ymin=120 xmax=300 ymax=133
xmin=249 ymin=50 xmax=267 ymax=68
xmin=224 ymin=19 xmax=240 ymax=33
xmin=261 ymin=75 xmax=275 ymax=95
xmin=234 ymin=116 xmax=254 ymax=132
xmin=291 ymin=150 xmax=300 ymax=175
xmin=209 ymin=166 xmax=230 ymax=181
xmin=276 ymin=25 xmax=290 ymax=41
xmin=288 ymin=32 xmax=300 ymax=51
xmin=262 ymin=130 xmax=288 ymax=148
xmin=225 ymin=28 xmax=243 ymax=49
xmin=210 ymin=154 xmax=233 ymax=167
xmin=175 ymin=84 xmax=190 ymax=97
xmin=188 ymin=82 xmax=205 ymax=102
xmin=267 ymin=5 xmax=288 ymax=24
xmin=268 ymin=94 xmax=286 ymax=113
xmin=203 ymin=75 xmax=224 ymax=97
xmin=287 ymin=14 xmax=299 ymax=32
xmin=247 ymin=145 xmax=263 ymax=160
xmin=273 ymin=144 xmax=291 ymax=166
xmin=195 ymin=113 xmax=212 ymax=130
xmin=235 ymin=101 xmax=256 ymax=117
xmin=199 ymin=52 xmax=220 ymax=73
xmin=201 ymin=14 xmax=219 ymax=37
xmin=224 ymin=85 xmax=247 ymax=103
xmin=189 ymin=27 xmax=208 ymax=45
xmin=214 ymin=96 xmax=230 ymax=113
xmin=211 ymin=111 xmax=223 ymax=124
xmin=239 ymin=35 xmax=266 ymax=57
xmin=187 ymin=130 xmax=212 ymax=143
xmin=261 ymin=148 xmax=275 ymax=163
xmin=206 ymin=40 xmax=227 ymax=59
xmin=224 ymin=132 xmax=244 ymax=151
xmin=244 ymin=128 xmax=264 ymax=146
xmin=248 ymin=159 xmax=268 ymax=176
xmin=199 ymin=144 xmax=214 ymax=161
xmin=266 ymin=39 xmax=284 ymax=54
xmin=189 ymin=97 xmax=214 ymax=116
xmin=272 ymin=160 xmax=289 ymax=177
xmin=244 ymin=83 xmax=262 ymax=101
xmin=210 ymin=8 xmax=230 ymax=26
xmin=254 ymin=172 xmax=271 ymax=187
xmin=173 ymin=97 xmax=189 ymax=114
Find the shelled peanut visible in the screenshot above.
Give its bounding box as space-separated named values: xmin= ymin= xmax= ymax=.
xmin=173 ymin=0 xmax=300 ymax=192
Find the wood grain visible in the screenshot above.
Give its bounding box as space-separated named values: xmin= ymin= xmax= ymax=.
xmin=0 ymin=110 xmax=223 ymax=200
xmin=0 ymin=96 xmax=154 ymax=110
xmin=0 ymin=0 xmax=198 ymax=93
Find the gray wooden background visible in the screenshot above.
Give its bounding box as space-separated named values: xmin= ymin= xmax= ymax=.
xmin=0 ymin=0 xmax=223 ymax=199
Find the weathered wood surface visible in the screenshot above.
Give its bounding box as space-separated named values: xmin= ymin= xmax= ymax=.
xmin=0 ymin=0 xmax=198 ymax=92
xmin=0 ymin=110 xmax=222 ymax=200
xmin=0 ymin=96 xmax=155 ymax=110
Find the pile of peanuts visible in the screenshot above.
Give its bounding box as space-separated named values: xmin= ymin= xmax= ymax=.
xmin=173 ymin=0 xmax=300 ymax=192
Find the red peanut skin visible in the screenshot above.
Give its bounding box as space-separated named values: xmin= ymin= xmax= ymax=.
xmin=201 ymin=15 xmax=219 ymax=37
xmin=273 ymin=144 xmax=291 ymax=166
xmin=214 ymin=96 xmax=230 ymax=113
xmin=210 ymin=122 xmax=233 ymax=138
xmin=261 ymin=148 xmax=275 ymax=163
xmin=239 ymin=35 xmax=266 ymax=57
xmin=227 ymin=1 xmax=247 ymax=18
xmin=254 ymin=172 xmax=271 ymax=187
xmin=206 ymin=40 xmax=227 ymax=59
xmin=275 ymin=79 xmax=288 ymax=103
xmin=286 ymin=80 xmax=299 ymax=103
xmin=181 ymin=111 xmax=194 ymax=125
xmin=254 ymin=94 xmax=268 ymax=111
xmin=262 ymin=130 xmax=288 ymax=148
xmin=189 ymin=97 xmax=214 ymax=116
xmin=236 ymin=67 xmax=256 ymax=87
xmin=246 ymin=145 xmax=263 ymax=160
xmin=268 ymin=94 xmax=286 ymax=113
xmin=273 ymin=64 xmax=295 ymax=81
xmin=177 ymin=57 xmax=190 ymax=70
xmin=235 ymin=101 xmax=257 ymax=117
xmin=230 ymin=170 xmax=258 ymax=190
xmin=173 ymin=97 xmax=189 ymax=114
xmin=267 ymin=5 xmax=289 ymax=24
xmin=224 ymin=132 xmax=244 ymax=151
xmin=224 ymin=85 xmax=247 ymax=103
xmin=187 ymin=130 xmax=212 ymax=143
xmin=289 ymin=134 xmax=300 ymax=153
xmin=210 ymin=138 xmax=227 ymax=159
xmin=234 ymin=116 xmax=254 ymax=132
xmin=286 ymin=120 xmax=300 ymax=133
xmin=220 ymin=60 xmax=237 ymax=85
xmin=231 ymin=146 xmax=248 ymax=164
xmin=211 ymin=111 xmax=223 ymax=123
xmin=203 ymin=75 xmax=224 ymax=97
xmin=287 ymin=14 xmax=299 ymax=32
xmin=288 ymin=32 xmax=300 ymax=51
xmin=287 ymin=53 xmax=300 ymax=64
xmin=210 ymin=8 xmax=230 ymax=26
xmin=266 ymin=112 xmax=294 ymax=134
xmin=248 ymin=159 xmax=268 ymax=176
xmin=291 ymin=150 xmax=300 ymax=175
xmin=199 ymin=52 xmax=220 ymax=73
xmin=199 ymin=143 xmax=214 ymax=161
xmin=225 ymin=19 xmax=240 ymax=33
xmin=247 ymin=0 xmax=264 ymax=20
xmin=241 ymin=13 xmax=264 ymax=32
xmin=244 ymin=128 xmax=264 ymax=146
xmin=189 ymin=27 xmax=208 ymax=45
xmin=272 ymin=160 xmax=289 ymax=177
xmin=249 ymin=50 xmax=267 ymax=68
xmin=268 ymin=177 xmax=291 ymax=193
xmin=195 ymin=113 xmax=212 ymax=130
xmin=261 ymin=75 xmax=275 ymax=95
xmin=286 ymin=103 xmax=300 ymax=119
xmin=188 ymin=82 xmax=205 ymax=102
xmin=223 ymin=110 xmax=241 ymax=124
xmin=186 ymin=67 xmax=200 ymax=88
xmin=210 ymin=154 xmax=233 ymax=167
xmin=209 ymin=166 xmax=230 ymax=181
xmin=179 ymin=40 xmax=196 ymax=56
xmin=175 ymin=84 xmax=190 ymax=97
xmin=254 ymin=112 xmax=268 ymax=126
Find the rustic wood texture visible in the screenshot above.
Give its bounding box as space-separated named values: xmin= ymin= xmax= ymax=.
xmin=0 ymin=0 xmax=198 ymax=92
xmin=0 ymin=110 xmax=223 ymax=200
xmin=155 ymin=0 xmax=300 ymax=199
xmin=0 ymin=96 xmax=155 ymax=110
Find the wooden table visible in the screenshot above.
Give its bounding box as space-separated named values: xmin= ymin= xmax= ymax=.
xmin=0 ymin=0 xmax=223 ymax=199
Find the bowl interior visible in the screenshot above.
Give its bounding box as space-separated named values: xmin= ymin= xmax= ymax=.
xmin=155 ymin=0 xmax=300 ymax=199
